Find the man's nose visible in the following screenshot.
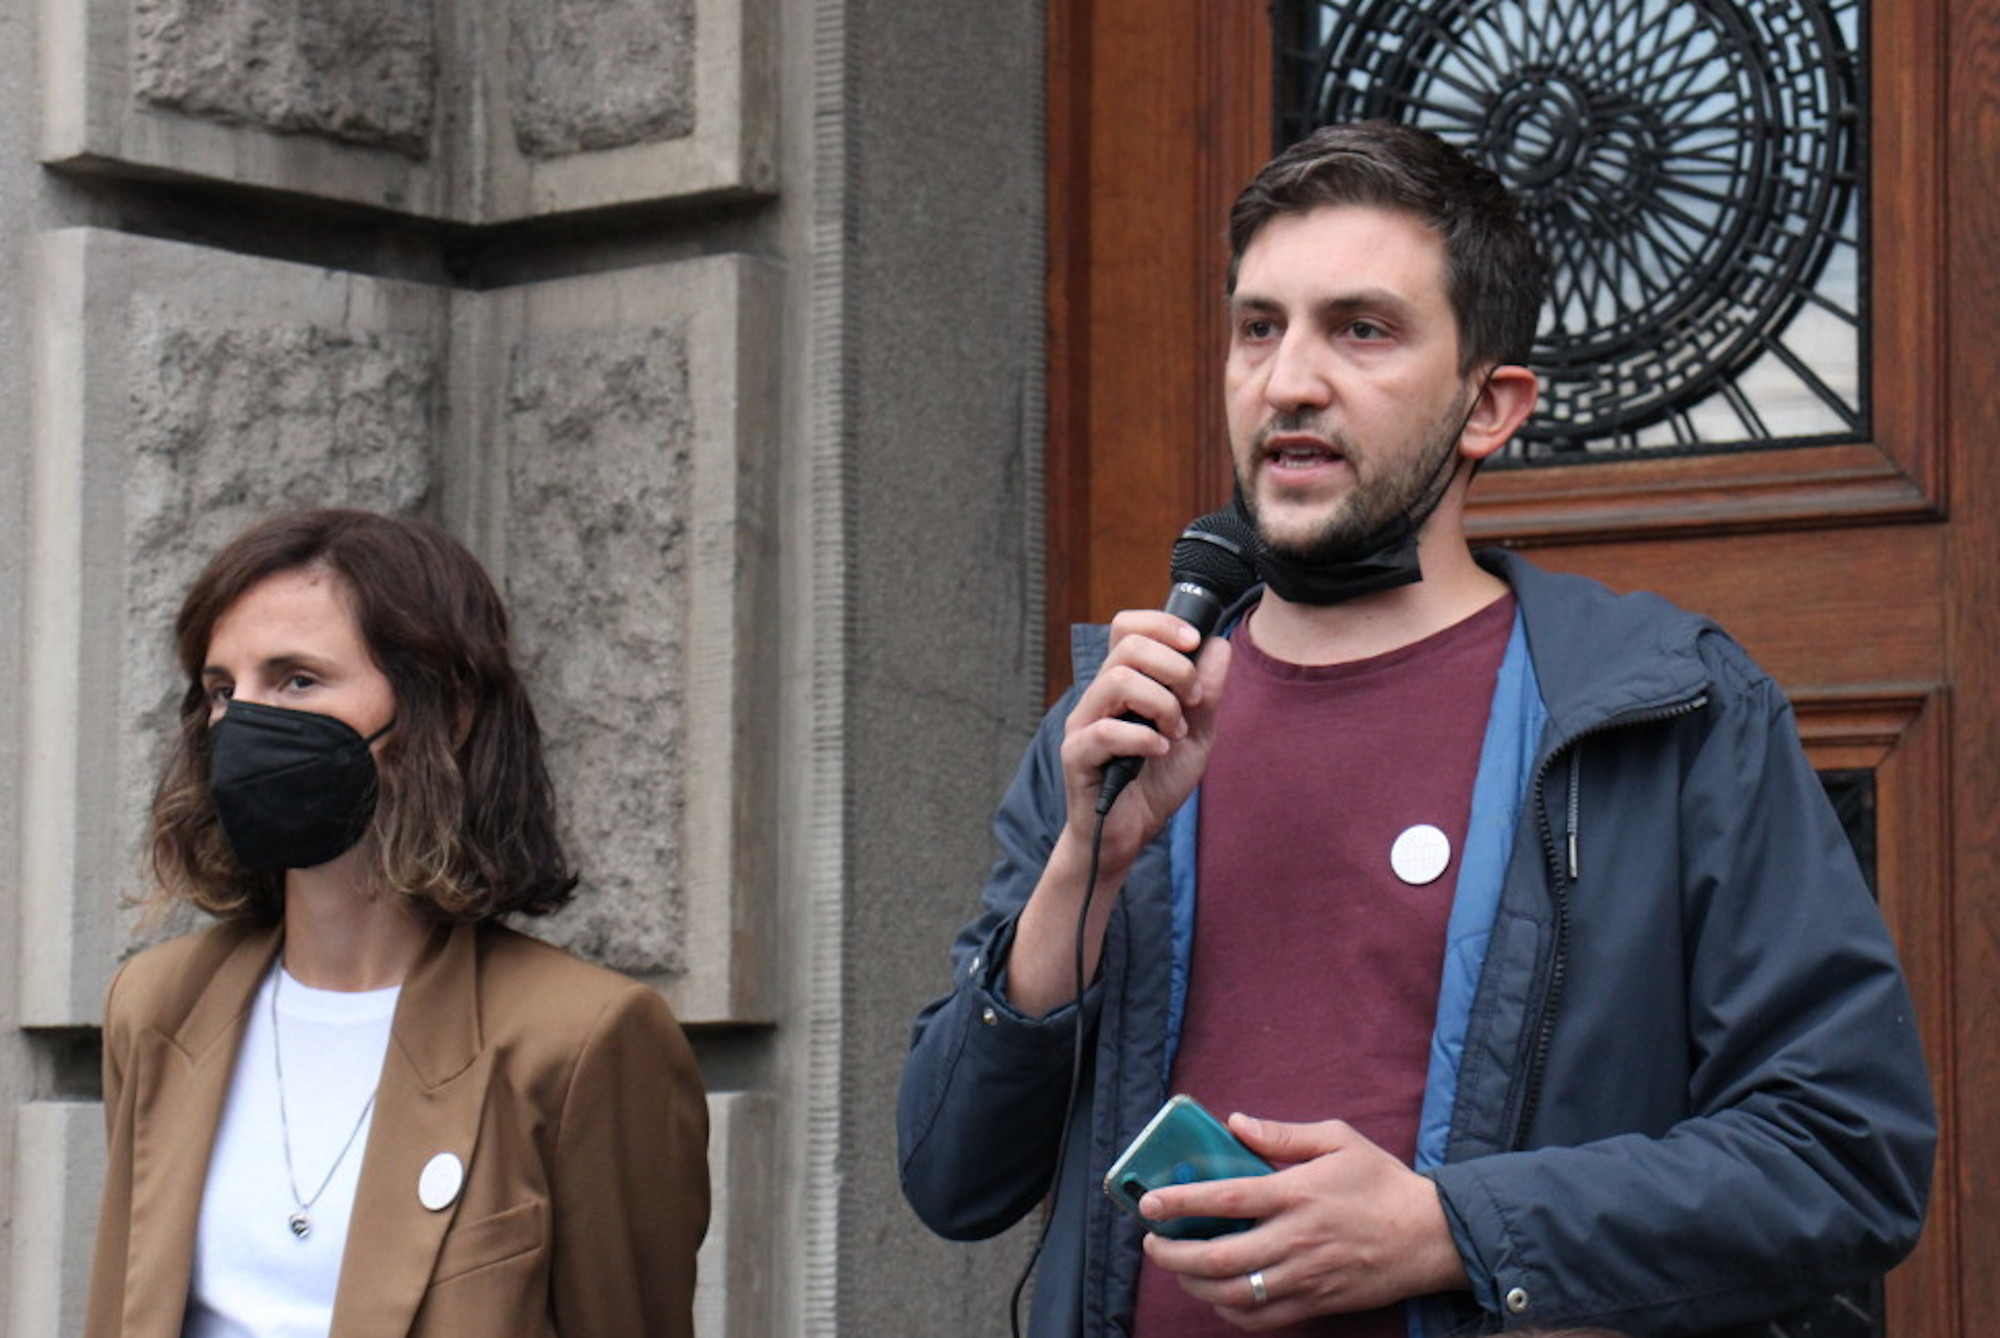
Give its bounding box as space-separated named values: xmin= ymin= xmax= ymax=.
xmin=1263 ymin=333 xmax=1332 ymax=410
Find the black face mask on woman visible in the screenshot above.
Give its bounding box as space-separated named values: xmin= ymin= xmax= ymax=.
xmin=207 ymin=700 xmax=394 ymax=872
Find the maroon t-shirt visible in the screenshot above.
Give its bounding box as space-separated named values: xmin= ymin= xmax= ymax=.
xmin=1132 ymin=595 xmax=1515 ymax=1337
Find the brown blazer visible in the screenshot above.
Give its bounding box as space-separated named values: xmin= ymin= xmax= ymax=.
xmin=85 ymin=919 xmax=709 ymax=1338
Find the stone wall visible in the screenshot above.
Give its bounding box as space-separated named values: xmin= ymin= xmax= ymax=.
xmin=2 ymin=0 xmax=1046 ymax=1333
xmin=46 ymin=0 xmax=774 ymax=219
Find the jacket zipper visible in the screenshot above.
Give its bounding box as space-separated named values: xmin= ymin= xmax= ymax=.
xmin=1509 ymin=693 xmax=1709 ymax=1151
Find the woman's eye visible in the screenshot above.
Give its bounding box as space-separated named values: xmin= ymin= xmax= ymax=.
xmin=209 ymin=684 xmax=234 ymax=704
xmin=286 ymin=674 xmax=317 ymax=692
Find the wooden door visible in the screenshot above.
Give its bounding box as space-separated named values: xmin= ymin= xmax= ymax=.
xmin=1046 ymin=1 xmax=1989 ymax=1332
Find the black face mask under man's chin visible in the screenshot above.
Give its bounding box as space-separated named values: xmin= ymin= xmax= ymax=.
xmin=1232 ymin=482 xmax=1434 ymax=605
xmin=1234 ymin=374 xmax=1493 ymax=606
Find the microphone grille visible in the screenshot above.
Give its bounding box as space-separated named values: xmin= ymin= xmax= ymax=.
xmin=1171 ymin=507 xmax=1260 ymax=601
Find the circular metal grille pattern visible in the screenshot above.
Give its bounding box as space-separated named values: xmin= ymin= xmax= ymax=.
xmin=1280 ymin=0 xmax=1866 ymax=458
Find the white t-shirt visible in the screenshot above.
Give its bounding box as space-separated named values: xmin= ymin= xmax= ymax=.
xmin=182 ymin=965 xmax=398 ymax=1338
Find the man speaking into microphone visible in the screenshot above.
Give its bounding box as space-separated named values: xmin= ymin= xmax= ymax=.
xmin=897 ymin=122 xmax=1933 ymax=1337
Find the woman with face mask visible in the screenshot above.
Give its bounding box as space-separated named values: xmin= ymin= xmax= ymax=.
xmin=85 ymin=509 xmax=709 ymax=1338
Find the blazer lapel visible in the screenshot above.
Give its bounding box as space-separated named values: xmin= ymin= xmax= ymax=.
xmin=330 ymin=923 xmax=494 ymax=1338
xmin=121 ymin=926 xmax=281 ymax=1338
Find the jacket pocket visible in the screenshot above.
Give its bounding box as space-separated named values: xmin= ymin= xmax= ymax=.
xmin=430 ymin=1197 xmax=548 ymax=1285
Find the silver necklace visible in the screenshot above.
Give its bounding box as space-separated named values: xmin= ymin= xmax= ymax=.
xmin=271 ymin=966 xmax=379 ymax=1240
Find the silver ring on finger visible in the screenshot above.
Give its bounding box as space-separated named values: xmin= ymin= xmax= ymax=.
xmin=1248 ymin=1269 xmax=1269 ymax=1306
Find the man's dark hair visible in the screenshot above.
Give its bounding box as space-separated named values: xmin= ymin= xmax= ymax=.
xmin=149 ymin=508 xmax=579 ymax=924
xmin=1228 ymin=120 xmax=1548 ymax=373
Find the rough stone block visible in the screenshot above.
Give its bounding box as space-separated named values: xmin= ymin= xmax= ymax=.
xmin=42 ymin=0 xmax=775 ymax=220
xmin=508 ymin=0 xmax=694 ymax=158
xmin=473 ymin=0 xmax=777 ymax=219
xmin=502 ymin=326 xmax=696 ymax=975
xmin=696 ymin=1091 xmax=776 ymax=1338
xmin=132 ymin=0 xmax=439 ymax=157
xmin=21 ymin=228 xmax=444 ymax=1026
xmin=451 ymin=255 xmax=779 ymax=1025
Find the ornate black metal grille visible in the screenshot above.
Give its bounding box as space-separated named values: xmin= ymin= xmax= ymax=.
xmin=1275 ymin=0 xmax=1869 ymax=462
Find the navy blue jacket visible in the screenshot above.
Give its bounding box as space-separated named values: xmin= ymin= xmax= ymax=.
xmin=898 ymin=552 xmax=1934 ymax=1336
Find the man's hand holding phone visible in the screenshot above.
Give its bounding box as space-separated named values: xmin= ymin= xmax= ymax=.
xmin=1128 ymin=1111 xmax=1470 ymax=1328
xmin=1103 ymin=1095 xmax=1274 ymax=1239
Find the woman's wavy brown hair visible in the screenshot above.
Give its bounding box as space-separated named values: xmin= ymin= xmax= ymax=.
xmin=148 ymin=509 xmax=578 ymax=924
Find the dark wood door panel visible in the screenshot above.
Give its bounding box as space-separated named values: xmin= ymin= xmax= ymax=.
xmin=1798 ymin=692 xmax=1959 ymax=1336
xmin=1501 ymin=525 xmax=1946 ymax=692
xmin=1046 ymin=0 xmax=1268 ymax=659
xmin=1943 ymin=2 xmax=2000 ymax=1331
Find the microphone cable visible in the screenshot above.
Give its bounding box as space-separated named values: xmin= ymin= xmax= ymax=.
xmin=1003 ymin=506 xmax=1256 ymax=1334
xmin=1008 ymin=802 xmax=1109 ymax=1338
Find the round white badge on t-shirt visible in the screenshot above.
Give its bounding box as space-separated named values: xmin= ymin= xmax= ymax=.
xmin=1391 ymin=823 xmax=1452 ymax=886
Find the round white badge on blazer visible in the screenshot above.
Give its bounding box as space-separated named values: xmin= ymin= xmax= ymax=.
xmin=419 ymin=1152 xmax=465 ymax=1211
xmin=1391 ymin=823 xmax=1451 ymax=886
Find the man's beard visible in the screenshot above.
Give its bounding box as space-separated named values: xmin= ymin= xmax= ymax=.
xmin=1235 ymin=392 xmax=1471 ymax=564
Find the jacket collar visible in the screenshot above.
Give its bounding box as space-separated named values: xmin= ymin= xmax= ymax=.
xmin=1479 ymin=550 xmax=1716 ymax=746
xmin=330 ymin=920 xmax=495 ymax=1338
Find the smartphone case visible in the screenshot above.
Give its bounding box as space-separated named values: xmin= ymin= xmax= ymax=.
xmin=1101 ymin=1094 xmax=1273 ymax=1238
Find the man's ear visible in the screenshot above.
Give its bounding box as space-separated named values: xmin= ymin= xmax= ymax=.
xmin=1458 ymin=363 xmax=1539 ymax=464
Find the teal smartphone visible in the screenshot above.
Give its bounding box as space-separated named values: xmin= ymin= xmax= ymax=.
xmin=1101 ymin=1094 xmax=1273 ymax=1239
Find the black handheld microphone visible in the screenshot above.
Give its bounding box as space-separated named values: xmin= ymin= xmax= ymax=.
xmin=1095 ymin=507 xmax=1260 ymax=815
